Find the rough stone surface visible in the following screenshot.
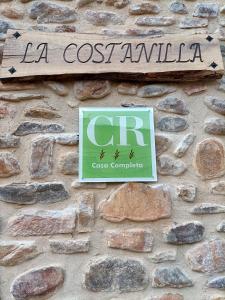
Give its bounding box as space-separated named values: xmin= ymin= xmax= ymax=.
xmin=85 ymin=10 xmax=124 ymax=26
xmin=25 ymin=106 xmax=61 ymax=119
xmin=191 ymin=203 xmax=225 ymax=214
xmin=99 ymin=183 xmax=171 ymax=222
xmin=106 ymin=229 xmax=154 ymax=252
xmin=105 ymin=0 xmax=129 ymax=9
xmin=204 ymin=118 xmax=225 ymax=135
xmin=0 ymin=134 xmax=20 ymax=148
xmin=149 ymin=250 xmax=177 ymax=264
xmin=117 ymin=82 xmax=138 ymax=95
xmin=0 ymin=182 xmax=68 ymax=205
xmin=207 ymin=277 xmax=225 ymax=289
xmin=156 ymin=97 xmax=189 ymax=115
xmin=175 ymin=184 xmax=197 ymax=202
xmin=0 ymin=93 xmax=45 ymax=101
xmin=0 ymin=81 xmax=36 ymax=91
xmin=137 ymin=85 xmax=175 ymax=98
xmin=10 ymin=266 xmax=64 ymax=299
xmin=30 ymin=136 xmax=54 ymax=179
xmin=211 ymin=181 xmax=225 ymax=195
xmin=58 ymin=152 xmax=78 ymax=175
xmin=1 ymin=6 xmax=24 ymax=19
xmin=29 ymin=1 xmax=77 ymax=24
xmin=217 ymin=221 xmax=225 ymax=232
xmin=170 ymin=2 xmax=188 ymax=14
xmin=157 ymin=155 xmax=187 ymax=176
xmin=152 ymin=267 xmax=193 ymax=288
xmin=13 ymin=121 xmax=64 ymax=136
xmin=174 ymin=134 xmax=196 ymax=158
xmin=8 ymin=207 xmax=76 ymax=236
xmin=136 ymin=16 xmax=176 ymax=26
xmin=204 ymin=97 xmax=225 ymax=116
xmin=77 ymin=192 xmax=95 ymax=232
xmin=179 ymin=17 xmax=208 ymax=28
xmin=0 ymin=240 xmax=40 ymax=266
xmin=147 ymin=294 xmax=184 ymax=300
xmin=155 ymin=134 xmax=172 ymax=156
xmin=129 ymin=3 xmax=160 ymax=15
xmin=157 ymin=117 xmax=188 ymax=132
xmin=74 ymin=80 xmax=111 ymax=100
xmin=183 ymin=84 xmax=207 ymax=95
xmin=164 ymin=221 xmax=205 ymax=244
xmin=193 ymin=3 xmax=219 ymax=18
xmin=50 ymin=239 xmax=90 ymax=254
xmin=44 ymin=81 xmax=69 ymax=96
xmin=0 ymin=152 xmax=21 ymax=178
xmin=84 ymin=256 xmax=149 ymax=292
xmin=194 ymin=138 xmax=225 ymax=179
xmin=54 ymin=133 xmax=79 ymax=145
xmin=186 ymin=239 xmax=225 ymax=273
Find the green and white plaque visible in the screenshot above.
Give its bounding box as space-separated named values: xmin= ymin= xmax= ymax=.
xmin=79 ymin=107 xmax=157 ymax=182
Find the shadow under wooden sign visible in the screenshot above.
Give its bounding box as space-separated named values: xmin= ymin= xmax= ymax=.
xmin=0 ymin=30 xmax=224 ymax=82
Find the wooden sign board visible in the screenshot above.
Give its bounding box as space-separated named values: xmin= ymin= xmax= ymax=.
xmin=0 ymin=30 xmax=224 ymax=82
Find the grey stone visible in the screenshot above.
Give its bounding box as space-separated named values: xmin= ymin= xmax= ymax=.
xmin=174 ymin=133 xmax=196 ymax=157
xmin=0 ymin=93 xmax=45 ymax=102
xmin=217 ymin=221 xmax=225 ymax=232
xmin=218 ymin=76 xmax=225 ymax=92
xmin=0 ymin=134 xmax=20 ymax=148
xmin=0 ymin=19 xmax=15 ymax=35
xmin=157 ymin=155 xmax=187 ymax=176
xmin=13 ymin=122 xmax=64 ymax=136
xmin=0 ymin=241 xmax=40 ymax=266
xmin=138 ymin=85 xmax=175 ymax=98
xmin=77 ymin=192 xmax=95 ymax=233
xmin=156 ymin=97 xmax=189 ymax=115
xmin=179 ymin=17 xmax=208 ymax=28
xmin=164 ymin=221 xmax=205 ymax=244
xmin=207 ymin=277 xmax=225 ymax=289
xmin=204 ymin=97 xmax=225 ymax=115
xmin=155 ymin=134 xmax=172 ymax=156
xmin=117 ymin=83 xmax=138 ymax=95
xmin=136 ymin=16 xmax=176 ymax=26
xmin=157 ymin=117 xmax=188 ymax=132
xmin=193 ymin=3 xmax=219 ymax=18
xmin=58 ymin=152 xmax=78 ymax=175
xmin=175 ymin=184 xmax=197 ymax=202
xmin=10 ymin=266 xmax=64 ymax=299
xmin=43 ymin=81 xmax=69 ymax=96
xmin=0 ymin=182 xmax=69 ymax=205
xmin=50 ymin=239 xmax=90 ymax=254
xmin=211 ymin=181 xmax=225 ymax=195
xmin=76 ymin=0 xmax=95 ymax=8
xmin=191 ymin=203 xmax=225 ymax=214
xmin=8 ymin=206 xmax=76 ymax=236
xmin=84 ymin=256 xmax=149 ymax=292
xmin=55 ymin=133 xmax=79 ymax=145
xmin=29 ymin=1 xmax=77 ymax=24
xmin=186 ymin=239 xmax=225 ymax=273
xmin=129 ymin=3 xmax=160 ymax=15
xmin=152 ymin=267 xmax=193 ymax=288
xmin=204 ymin=118 xmax=225 ymax=135
xmin=149 ymin=249 xmax=177 ymax=264
xmin=0 ymin=152 xmax=21 ymax=178
xmin=30 ymin=136 xmax=54 ymax=179
xmin=170 ymin=1 xmax=188 ymax=14
xmin=85 ymin=10 xmax=124 ymax=26
xmin=105 ymin=0 xmax=129 ymax=9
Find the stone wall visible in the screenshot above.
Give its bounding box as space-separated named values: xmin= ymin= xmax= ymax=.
xmin=0 ymin=0 xmax=225 ymax=300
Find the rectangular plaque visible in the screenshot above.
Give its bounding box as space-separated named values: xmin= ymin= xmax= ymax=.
xmin=0 ymin=30 xmax=224 ymax=82
xmin=79 ymin=107 xmax=157 ymax=182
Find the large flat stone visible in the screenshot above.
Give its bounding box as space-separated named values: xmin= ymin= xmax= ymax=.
xmin=84 ymin=256 xmax=148 ymax=292
xmin=99 ymin=183 xmax=171 ymax=222
xmin=13 ymin=121 xmax=64 ymax=136
xmin=0 ymin=182 xmax=69 ymax=204
xmin=11 ymin=266 xmax=64 ymax=299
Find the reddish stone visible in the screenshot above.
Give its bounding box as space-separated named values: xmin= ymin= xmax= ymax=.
xmin=0 ymin=152 xmax=21 ymax=178
xmin=99 ymin=183 xmax=171 ymax=222
xmin=11 ymin=266 xmax=64 ymax=299
xmin=77 ymin=192 xmax=95 ymax=232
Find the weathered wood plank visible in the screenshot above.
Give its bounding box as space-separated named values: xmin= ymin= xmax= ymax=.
xmin=0 ymin=30 xmax=224 ymax=82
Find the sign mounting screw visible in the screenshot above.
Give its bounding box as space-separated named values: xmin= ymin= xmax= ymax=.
xmin=206 ymin=35 xmax=213 ymax=42
xmin=13 ymin=32 xmax=21 ymax=39
xmin=8 ymin=67 xmax=16 ymax=74
xmin=210 ymin=62 xmax=218 ymax=69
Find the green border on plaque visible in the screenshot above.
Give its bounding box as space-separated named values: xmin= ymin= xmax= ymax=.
xmin=79 ymin=107 xmax=157 ymax=182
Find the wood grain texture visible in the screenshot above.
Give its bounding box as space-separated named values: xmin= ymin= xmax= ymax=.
xmin=0 ymin=30 xmax=224 ymax=82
